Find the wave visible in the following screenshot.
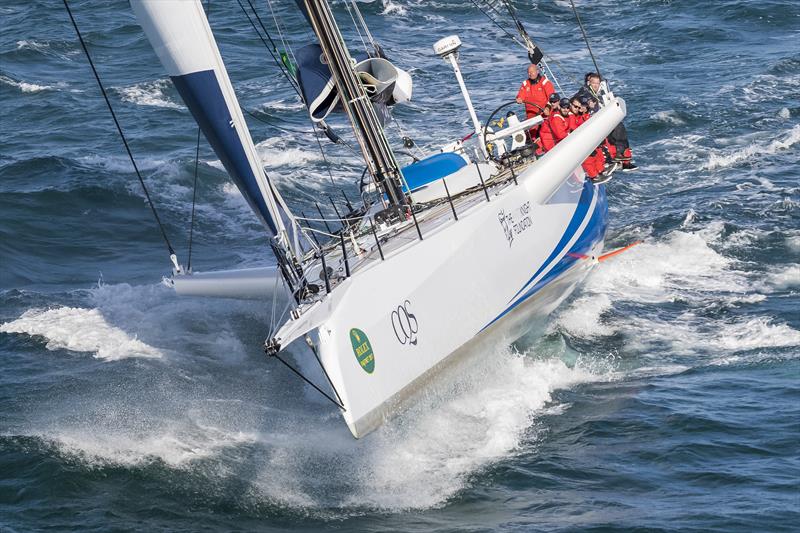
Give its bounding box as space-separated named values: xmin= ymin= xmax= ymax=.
xmin=756 ymin=265 xmax=800 ymax=292
xmin=649 ymin=110 xmax=686 ymax=126
xmin=381 ymin=0 xmax=409 ymax=16
xmin=553 ymin=221 xmax=800 ymax=360
xmin=0 ymin=306 xmax=162 ymax=360
xmin=0 ymin=73 xmax=55 ymax=93
xmin=116 ymin=79 xmax=184 ymax=110
xmin=255 ymin=137 xmax=324 ymax=169
xmin=3 ymin=281 xmax=613 ymax=512
xmin=701 ymin=124 xmax=800 ymax=170
xmin=45 ymin=421 xmax=259 ymax=469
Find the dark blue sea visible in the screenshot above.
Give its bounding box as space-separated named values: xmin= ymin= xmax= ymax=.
xmin=1 ymin=0 xmax=798 ymax=531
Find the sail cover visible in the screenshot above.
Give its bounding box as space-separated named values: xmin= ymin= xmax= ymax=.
xmin=131 ymin=0 xmax=297 ymax=246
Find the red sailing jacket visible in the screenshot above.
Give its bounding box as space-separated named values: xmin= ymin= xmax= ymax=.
xmin=539 ymin=118 xmax=555 ymax=152
xmin=516 ymin=75 xmax=555 ymax=119
xmin=550 ymin=113 xmax=570 ymax=144
xmin=568 ymin=113 xmax=586 ymax=132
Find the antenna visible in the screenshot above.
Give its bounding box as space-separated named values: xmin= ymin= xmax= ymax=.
xmin=434 ymin=35 xmax=487 ymax=158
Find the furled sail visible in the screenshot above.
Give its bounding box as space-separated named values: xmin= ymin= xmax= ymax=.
xmin=131 ymin=0 xmax=301 ymax=256
xmin=296 ymin=45 xmax=412 ymax=123
xmin=292 ymin=1 xmax=412 ymax=124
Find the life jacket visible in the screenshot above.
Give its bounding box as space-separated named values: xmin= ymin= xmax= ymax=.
xmin=516 ymin=74 xmax=555 ymax=119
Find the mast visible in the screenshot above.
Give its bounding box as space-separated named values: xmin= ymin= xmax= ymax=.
xmin=301 ymin=0 xmax=407 ymax=207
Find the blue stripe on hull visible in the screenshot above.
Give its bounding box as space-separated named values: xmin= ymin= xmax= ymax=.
xmin=482 ymin=182 xmax=608 ymax=331
xmin=509 ymin=180 xmax=596 ymax=303
xmin=171 ymin=70 xmax=278 ymax=234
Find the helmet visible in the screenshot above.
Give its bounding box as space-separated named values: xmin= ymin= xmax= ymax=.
xmin=548 ymin=92 xmax=561 ymax=104
xmin=559 ymin=98 xmax=571 ymax=108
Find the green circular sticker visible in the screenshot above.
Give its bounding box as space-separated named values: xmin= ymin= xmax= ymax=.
xmin=350 ymin=328 xmax=375 ymax=374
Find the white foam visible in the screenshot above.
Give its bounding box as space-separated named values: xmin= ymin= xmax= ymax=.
xmin=352 ymin=349 xmax=604 ymax=509
xmin=620 ymin=312 xmax=800 ymax=360
xmin=778 ymin=107 xmax=791 ymax=119
xmin=702 ymin=124 xmax=800 ymax=170
xmin=553 ymin=223 xmax=772 ymax=342
xmin=255 ymin=138 xmax=322 ymax=169
xmin=0 ymin=74 xmax=54 ymax=93
xmin=757 ymin=264 xmax=800 ymax=292
xmin=0 ymin=307 xmax=162 ymax=360
xmin=552 ymin=293 xmax=615 ymax=338
xmin=77 ymin=154 xmax=169 ymax=174
xmin=381 ymin=0 xmax=408 ymax=16
xmin=650 ymin=110 xmax=685 ymax=125
xmin=711 ymin=317 xmax=800 ymax=352
xmin=588 ymin=229 xmax=747 ymax=302
xmin=16 ymin=39 xmax=48 ymax=51
xmin=248 ymin=344 xmax=609 ymax=511
xmin=787 ymin=234 xmax=800 ymax=254
xmin=117 ymin=79 xmax=183 ymax=110
xmin=681 ymin=208 xmax=697 ymax=227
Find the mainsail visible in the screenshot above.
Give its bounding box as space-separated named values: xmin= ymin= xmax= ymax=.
xmin=131 ymin=0 xmax=302 ymax=258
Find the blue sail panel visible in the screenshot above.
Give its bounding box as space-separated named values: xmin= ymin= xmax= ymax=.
xmin=171 ymin=70 xmax=277 ymax=234
xmin=132 ymin=0 xmax=300 ymax=255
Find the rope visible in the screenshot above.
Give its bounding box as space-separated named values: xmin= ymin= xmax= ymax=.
xmin=568 ymin=0 xmax=603 ymax=80
xmin=62 ymin=0 xmax=176 ymax=260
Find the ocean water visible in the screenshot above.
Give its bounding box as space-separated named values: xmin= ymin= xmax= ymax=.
xmin=1 ymin=0 xmax=798 ymax=531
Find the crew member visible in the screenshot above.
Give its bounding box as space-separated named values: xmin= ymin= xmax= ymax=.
xmin=568 ymin=97 xmax=585 ymax=131
xmin=516 ymin=63 xmax=555 ymax=121
xmin=544 ymin=92 xmax=561 ymax=118
xmin=539 ymin=97 xmax=570 ymax=153
xmin=583 ymin=95 xmax=598 ymax=115
xmin=577 ymin=72 xmax=638 ymax=171
xmin=576 ymin=72 xmax=603 ymax=103
xmin=535 ymin=93 xmax=561 ymax=154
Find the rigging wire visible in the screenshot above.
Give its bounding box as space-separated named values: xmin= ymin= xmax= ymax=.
xmin=62 ymin=0 xmax=177 ymax=265
xmin=187 ymin=128 xmax=200 ymax=272
xmin=235 ymin=0 xmax=302 ymax=99
xmin=268 ymin=350 xmax=346 ymax=410
xmin=343 ymin=0 xmax=370 ymax=54
xmin=235 ymin=1 xmax=352 ymax=189
xmin=567 ymin=0 xmax=603 ymax=80
xmin=348 ymin=0 xmax=379 ymax=54
xmin=470 ymin=0 xmax=583 ymax=90
xmin=187 ymin=0 xmax=212 ymax=274
xmin=244 ymin=107 xmax=316 ymax=134
xmin=265 ymin=0 xmax=298 ymax=69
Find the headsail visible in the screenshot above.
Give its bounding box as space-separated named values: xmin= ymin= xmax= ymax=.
xmin=131 ymin=0 xmax=301 ymax=257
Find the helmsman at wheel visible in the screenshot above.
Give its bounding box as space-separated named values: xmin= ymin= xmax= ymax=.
xmin=515 ymin=63 xmax=555 ymax=121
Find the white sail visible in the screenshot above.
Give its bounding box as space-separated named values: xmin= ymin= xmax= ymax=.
xmin=131 ymin=0 xmax=300 ymax=254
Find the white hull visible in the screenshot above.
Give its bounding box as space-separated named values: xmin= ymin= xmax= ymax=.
xmin=270 ymin=97 xmax=625 ymax=438
xmin=317 ymin=171 xmax=607 ymax=437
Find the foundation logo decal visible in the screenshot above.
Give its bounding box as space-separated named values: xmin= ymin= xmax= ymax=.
xmin=350 ymin=328 xmax=375 ymax=374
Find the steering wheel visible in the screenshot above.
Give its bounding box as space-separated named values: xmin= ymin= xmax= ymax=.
xmin=482 ymin=100 xmax=544 ymax=163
